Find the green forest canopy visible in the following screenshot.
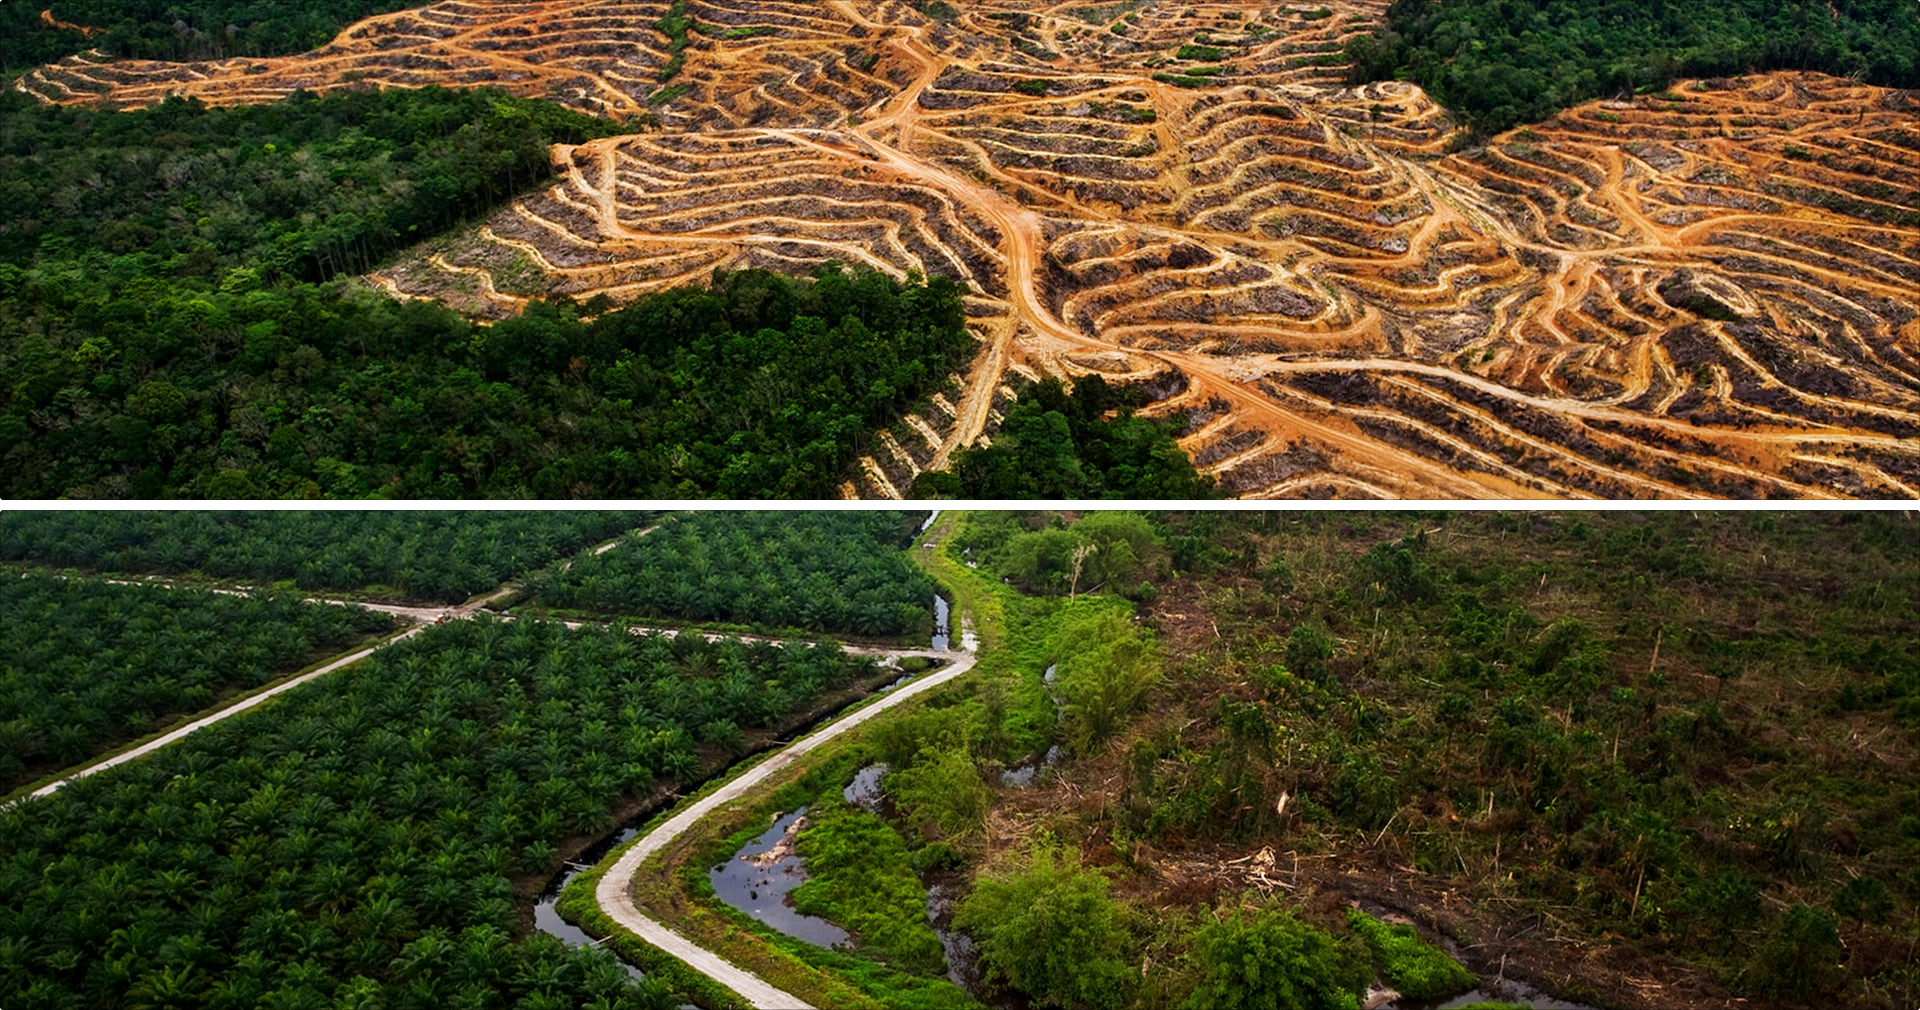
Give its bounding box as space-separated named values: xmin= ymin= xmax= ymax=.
xmin=0 ymin=87 xmax=622 ymax=280
xmin=0 ymin=82 xmax=976 ymax=499
xmin=0 ymin=617 xmax=873 ymax=1010
xmin=0 ymin=511 xmax=646 ymax=601
xmin=530 ymin=511 xmax=939 ymax=639
xmin=911 ymin=377 xmax=1217 ymax=500
xmin=0 ymin=1 xmax=431 ymax=73
xmin=1348 ymin=0 xmax=1920 ymax=134
xmin=0 ymin=571 xmax=393 ymax=793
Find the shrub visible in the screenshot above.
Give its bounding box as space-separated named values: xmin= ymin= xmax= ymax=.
xmin=954 ymin=845 xmax=1135 ymax=1009
xmin=1180 ymin=903 xmax=1370 ymax=1010
xmin=1345 ymin=909 xmax=1475 ymax=1001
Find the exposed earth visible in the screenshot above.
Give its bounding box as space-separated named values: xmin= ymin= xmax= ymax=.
xmin=22 ymin=1 xmax=1920 ymax=499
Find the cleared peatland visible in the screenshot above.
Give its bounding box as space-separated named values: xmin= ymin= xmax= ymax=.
xmin=657 ymin=510 xmax=1917 ymax=1009
xmin=22 ymin=1 xmax=1920 ymax=498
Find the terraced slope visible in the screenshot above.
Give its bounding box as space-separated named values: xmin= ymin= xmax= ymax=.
xmin=25 ymin=1 xmax=1920 ymax=498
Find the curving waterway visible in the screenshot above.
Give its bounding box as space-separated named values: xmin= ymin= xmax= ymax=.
xmin=532 ymin=818 xmax=650 ymax=978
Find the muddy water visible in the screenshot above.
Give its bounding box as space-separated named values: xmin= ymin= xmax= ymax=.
xmin=1000 ymin=745 xmax=1062 ymax=787
xmin=932 ymin=594 xmax=951 ymax=651
xmin=708 ymin=807 xmax=852 ymax=948
xmin=877 ymin=672 xmax=913 ymax=692
xmin=1390 ymin=982 xmax=1593 ymax=1010
xmin=924 ymin=883 xmax=980 ymax=990
xmin=844 ymin=763 xmax=890 ymax=809
xmin=1002 ymin=664 xmax=1063 ymax=787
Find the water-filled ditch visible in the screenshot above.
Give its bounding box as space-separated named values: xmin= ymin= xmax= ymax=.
xmin=932 ymin=593 xmax=951 ymax=651
xmin=531 ymin=819 xmax=649 ymax=979
xmin=1390 ymin=981 xmax=1594 ymax=1010
xmin=529 ymin=655 xmax=949 ymax=980
xmin=740 ymin=763 xmax=992 ymax=999
xmin=1001 ymin=664 xmax=1062 ymax=787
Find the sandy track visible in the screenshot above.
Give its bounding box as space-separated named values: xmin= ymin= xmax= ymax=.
xmin=23 ymin=624 xmax=426 ymax=800
xmin=594 ymin=622 xmax=978 ymax=1010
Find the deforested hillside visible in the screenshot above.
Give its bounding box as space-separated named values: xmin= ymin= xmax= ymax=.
xmin=10 ymin=2 xmax=1920 ymax=498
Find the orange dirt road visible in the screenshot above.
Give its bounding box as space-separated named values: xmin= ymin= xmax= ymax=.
xmin=24 ymin=2 xmax=1920 ymax=499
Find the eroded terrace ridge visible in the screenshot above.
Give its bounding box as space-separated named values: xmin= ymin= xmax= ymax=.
xmin=24 ymin=1 xmax=1920 ymax=499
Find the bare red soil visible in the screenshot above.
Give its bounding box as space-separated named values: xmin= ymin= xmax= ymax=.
xmin=23 ymin=2 xmax=1920 ymax=499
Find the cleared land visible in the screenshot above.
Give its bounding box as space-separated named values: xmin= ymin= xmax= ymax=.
xmin=25 ymin=1 xmax=1920 ymax=498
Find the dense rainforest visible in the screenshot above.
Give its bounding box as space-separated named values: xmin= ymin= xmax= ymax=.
xmin=0 ymin=1 xmax=429 ymax=73
xmin=527 ymin=511 xmax=939 ymax=639
xmin=0 ymin=83 xmax=975 ymax=498
xmin=0 ymin=572 xmax=393 ymax=795
xmin=910 ymin=377 xmax=1217 ymax=500
xmin=0 ymin=617 xmax=875 ymax=1010
xmin=0 ymin=511 xmax=646 ymax=602
xmin=1349 ymin=0 xmax=1920 ymax=134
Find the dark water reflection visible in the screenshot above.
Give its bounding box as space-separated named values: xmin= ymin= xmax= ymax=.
xmin=709 ymin=807 xmax=852 ymax=948
xmin=844 ymin=763 xmax=890 ymax=809
xmin=1391 ymin=983 xmax=1594 ymax=1010
xmin=531 ymin=823 xmax=646 ymax=980
xmin=932 ymin=594 xmax=951 ymax=651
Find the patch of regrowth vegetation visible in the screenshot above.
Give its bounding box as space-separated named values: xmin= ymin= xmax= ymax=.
xmin=955 ymin=844 xmax=1137 ymax=1009
xmin=791 ymin=798 xmax=947 ymax=976
xmin=1180 ymin=903 xmax=1371 ymax=1010
xmin=1345 ymin=908 xmax=1476 ymax=1001
xmin=656 ymin=2 xmax=695 ymax=83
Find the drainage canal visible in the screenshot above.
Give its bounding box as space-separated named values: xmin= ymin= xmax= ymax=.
xmin=531 ymin=819 xmax=648 ymax=980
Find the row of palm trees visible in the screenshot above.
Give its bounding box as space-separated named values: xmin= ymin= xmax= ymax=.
xmin=0 ymin=570 xmax=395 ymax=793
xmin=0 ymin=616 xmax=873 ymax=1010
xmin=0 ymin=512 xmax=650 ymax=603
xmin=531 ymin=511 xmax=935 ymax=637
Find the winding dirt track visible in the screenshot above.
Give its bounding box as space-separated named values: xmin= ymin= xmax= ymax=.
xmin=593 ymin=623 xmax=978 ymax=1010
xmin=25 ymin=1 xmax=1920 ymax=498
